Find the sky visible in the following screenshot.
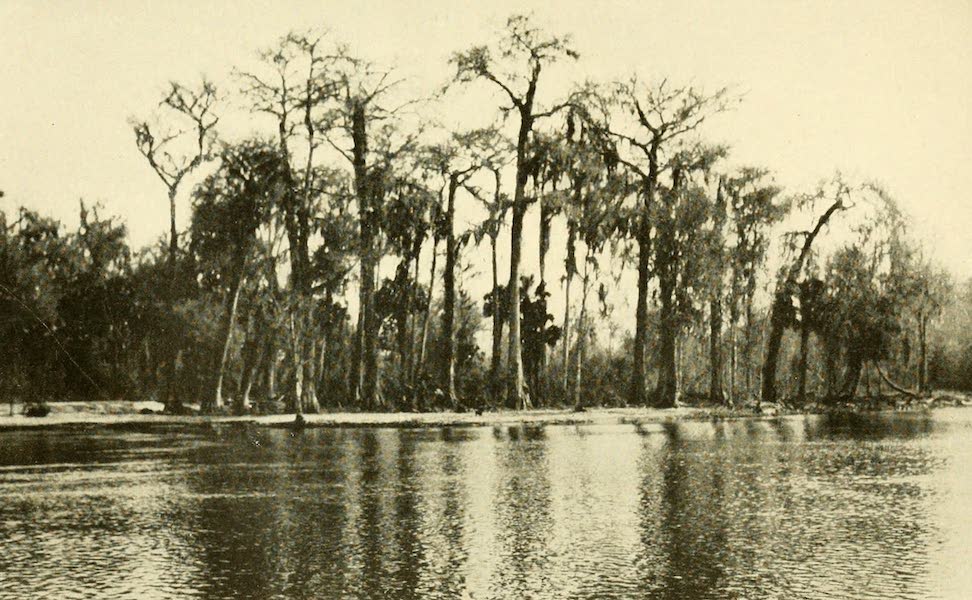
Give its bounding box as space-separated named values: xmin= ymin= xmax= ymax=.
xmin=1 ymin=0 xmax=970 ymax=295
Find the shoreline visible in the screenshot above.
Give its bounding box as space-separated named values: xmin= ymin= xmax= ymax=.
xmin=1 ymin=397 xmax=967 ymax=432
xmin=0 ymin=406 xmax=755 ymax=432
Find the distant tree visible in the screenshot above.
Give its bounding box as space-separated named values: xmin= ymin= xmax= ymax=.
xmin=0 ymin=209 xmax=67 ymax=406
xmin=911 ymin=261 xmax=952 ymax=394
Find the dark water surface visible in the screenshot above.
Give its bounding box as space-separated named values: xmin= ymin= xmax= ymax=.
xmin=2 ymin=410 xmax=971 ymax=599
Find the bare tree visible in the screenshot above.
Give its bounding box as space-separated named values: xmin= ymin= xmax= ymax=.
xmin=131 ymin=79 xmax=218 ymax=413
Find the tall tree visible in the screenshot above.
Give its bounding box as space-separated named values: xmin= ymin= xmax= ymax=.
xmin=651 ymin=146 xmax=726 ymax=407
xmin=326 ymin=56 xmax=419 ymax=410
xmin=594 ymin=78 xmax=730 ymax=406
xmin=131 ymin=79 xmax=218 ymax=412
xmin=724 ymin=168 xmax=786 ymax=405
xmin=423 ymin=128 xmax=503 ymax=406
xmin=761 ymin=176 xmax=851 ymax=407
xmin=452 ymin=13 xmax=578 ymax=409
xmin=237 ymin=31 xmax=345 ymax=413
xmin=469 ymin=165 xmax=512 ymax=406
xmin=706 ymin=177 xmax=728 ymax=404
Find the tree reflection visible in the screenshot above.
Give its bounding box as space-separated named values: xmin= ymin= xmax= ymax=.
xmin=490 ymin=425 xmax=553 ymax=598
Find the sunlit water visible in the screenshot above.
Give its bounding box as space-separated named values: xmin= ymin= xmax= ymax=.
xmin=1 ymin=410 xmax=971 ymax=599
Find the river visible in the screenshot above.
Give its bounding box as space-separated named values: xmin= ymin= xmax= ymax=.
xmin=1 ymin=409 xmax=970 ymax=599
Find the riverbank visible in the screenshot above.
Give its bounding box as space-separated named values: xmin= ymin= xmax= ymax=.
xmin=0 ymin=401 xmax=737 ymax=431
xmin=1 ymin=392 xmax=970 ymax=431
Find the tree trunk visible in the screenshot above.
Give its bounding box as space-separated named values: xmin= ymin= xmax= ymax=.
xmin=918 ymin=314 xmax=928 ymax=395
xmin=165 ymin=186 xmax=184 ymax=414
xmin=729 ymin=323 xmax=737 ymax=407
xmin=407 ymin=248 xmax=422 ymax=383
xmin=744 ymin=297 xmax=754 ymax=403
xmin=507 ymin=199 xmax=528 ymax=409
xmin=442 ymin=175 xmax=459 ymax=407
xmin=562 ymin=222 xmax=576 ymax=399
xmin=417 ymin=236 xmax=438 ymax=389
xmin=863 ymin=361 xmax=872 ymax=397
xmin=709 ymin=178 xmax=727 ymax=405
xmin=290 ymin=312 xmax=303 ymax=416
xmin=761 ymin=293 xmax=788 ymax=408
xmin=709 ymin=296 xmax=725 ymax=404
xmin=209 ymin=270 xmax=246 ymax=414
xmin=824 ymin=337 xmax=840 ymax=400
xmin=350 ymin=310 xmax=363 ymax=403
xmin=317 ymin=334 xmax=327 ymax=399
xmin=630 ymin=160 xmax=657 ymax=406
xmin=655 ymin=169 xmax=681 ymax=409
xmin=266 ymin=339 xmax=278 ymax=410
xmin=396 ymin=261 xmax=412 ymax=375
xmin=675 ymin=334 xmax=683 ymax=403
xmin=302 ymin=316 xmax=319 ymax=413
xmin=351 ymin=100 xmax=380 ymax=410
xmin=842 ymin=354 xmax=863 ymax=399
xmin=572 ymin=252 xmax=593 ymax=407
xmin=490 ymin=235 xmax=504 ymax=407
xmin=656 ymin=270 xmax=678 ymax=408
xmin=362 ymin=267 xmax=381 ymax=409
xmin=535 ymin=185 xmax=553 ymax=407
xmin=506 ymin=110 xmax=533 ymax=410
xmin=797 ymin=322 xmax=810 ymax=405
xmin=631 ymin=227 xmax=651 ymax=406
xmin=297 ymin=48 xmax=319 ymax=416
xmin=237 ymin=320 xmax=264 ymax=416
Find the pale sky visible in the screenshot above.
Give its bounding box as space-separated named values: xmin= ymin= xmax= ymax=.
xmin=1 ymin=0 xmax=970 ymax=292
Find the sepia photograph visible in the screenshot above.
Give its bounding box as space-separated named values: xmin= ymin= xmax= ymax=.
xmin=0 ymin=0 xmax=970 ymax=598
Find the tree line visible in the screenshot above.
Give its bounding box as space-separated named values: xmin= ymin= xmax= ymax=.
xmin=1 ymin=15 xmax=968 ymax=415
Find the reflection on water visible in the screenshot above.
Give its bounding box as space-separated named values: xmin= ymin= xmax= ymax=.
xmin=1 ymin=410 xmax=970 ymax=599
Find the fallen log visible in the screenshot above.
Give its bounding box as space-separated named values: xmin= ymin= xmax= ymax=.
xmin=874 ymin=362 xmax=920 ymax=399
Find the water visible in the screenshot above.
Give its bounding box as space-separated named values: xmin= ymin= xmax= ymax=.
xmin=1 ymin=410 xmax=971 ymax=599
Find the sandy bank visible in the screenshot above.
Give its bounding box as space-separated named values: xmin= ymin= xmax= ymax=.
xmin=0 ymin=401 xmax=767 ymax=431
xmin=1 ymin=394 xmax=967 ymax=431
